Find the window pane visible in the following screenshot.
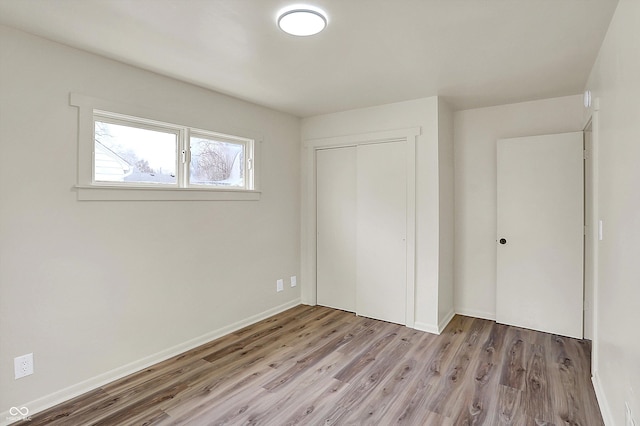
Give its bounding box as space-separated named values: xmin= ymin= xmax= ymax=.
xmin=94 ymin=121 xmax=177 ymax=184
xmin=190 ymin=137 xmax=245 ymax=187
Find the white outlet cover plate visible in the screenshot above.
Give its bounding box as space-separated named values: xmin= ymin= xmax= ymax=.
xmin=277 ymin=279 xmax=284 ymax=292
xmin=14 ymin=353 xmax=34 ymax=379
xmin=290 ymin=276 xmax=297 ymax=287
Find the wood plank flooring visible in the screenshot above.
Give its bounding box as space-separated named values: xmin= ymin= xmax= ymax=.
xmin=14 ymin=305 xmax=604 ymax=425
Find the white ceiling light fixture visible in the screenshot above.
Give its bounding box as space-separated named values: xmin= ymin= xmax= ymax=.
xmin=277 ymin=5 xmax=328 ymax=36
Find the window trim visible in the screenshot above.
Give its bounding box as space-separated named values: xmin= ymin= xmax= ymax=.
xmin=93 ymin=111 xmax=183 ymax=188
xmin=187 ymin=129 xmax=254 ymax=190
xmin=70 ymin=93 xmax=261 ymax=201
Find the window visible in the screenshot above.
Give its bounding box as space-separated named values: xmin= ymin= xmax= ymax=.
xmin=71 ymin=93 xmax=260 ymax=201
xmin=94 ymin=117 xmax=179 ymax=185
xmin=189 ymin=134 xmax=249 ymax=188
xmin=93 ymin=110 xmax=254 ymax=190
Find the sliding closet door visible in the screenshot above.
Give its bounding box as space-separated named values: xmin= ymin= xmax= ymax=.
xmin=316 ymin=146 xmax=357 ymax=312
xmin=356 ymin=141 xmax=407 ymax=324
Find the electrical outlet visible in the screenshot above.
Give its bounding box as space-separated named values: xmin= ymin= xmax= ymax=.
xmin=14 ymin=353 xmax=34 ymax=379
xmin=290 ymin=276 xmax=297 ymax=287
xmin=626 ymin=402 xmax=636 ymax=426
xmin=276 ymin=279 xmax=284 ymax=292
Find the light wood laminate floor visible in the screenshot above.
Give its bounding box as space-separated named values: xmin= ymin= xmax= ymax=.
xmin=14 ymin=305 xmax=604 ymax=425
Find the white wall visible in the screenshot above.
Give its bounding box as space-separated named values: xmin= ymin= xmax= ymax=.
xmin=301 ymin=96 xmax=451 ymax=331
xmin=453 ymin=95 xmax=584 ymax=320
xmin=438 ymin=99 xmax=455 ymax=326
xmin=0 ymin=25 xmax=301 ymax=415
xmin=585 ymin=0 xmax=640 ymax=423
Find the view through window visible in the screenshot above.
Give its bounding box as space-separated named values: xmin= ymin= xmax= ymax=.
xmin=92 ymin=111 xmax=254 ymax=190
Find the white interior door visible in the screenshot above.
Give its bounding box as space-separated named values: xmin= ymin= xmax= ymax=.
xmin=316 ymin=146 xmax=357 ymax=312
xmin=497 ymin=132 xmax=584 ymax=339
xmin=356 ymin=141 xmax=407 ymax=324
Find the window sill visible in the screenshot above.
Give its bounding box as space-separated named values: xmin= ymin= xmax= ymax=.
xmin=75 ymin=185 xmax=261 ymax=201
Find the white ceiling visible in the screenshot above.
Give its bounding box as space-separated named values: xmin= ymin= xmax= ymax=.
xmin=0 ymin=0 xmax=618 ymax=117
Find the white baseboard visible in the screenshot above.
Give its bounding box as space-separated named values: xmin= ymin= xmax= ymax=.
xmin=415 ymin=308 xmax=495 ymax=335
xmin=592 ymin=371 xmax=614 ymax=426
xmin=454 ymin=307 xmax=496 ymax=321
xmin=414 ymin=310 xmax=455 ymax=335
xmin=0 ymin=298 xmax=301 ymax=426
xmin=438 ymin=309 xmax=455 ymax=333
xmin=414 ymin=321 xmax=439 ymax=334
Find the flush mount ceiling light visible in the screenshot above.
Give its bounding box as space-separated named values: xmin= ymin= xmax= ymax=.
xmin=277 ymin=5 xmax=328 ymax=36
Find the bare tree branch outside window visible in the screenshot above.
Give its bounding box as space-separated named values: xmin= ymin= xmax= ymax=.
xmin=191 ymin=138 xmax=243 ymax=184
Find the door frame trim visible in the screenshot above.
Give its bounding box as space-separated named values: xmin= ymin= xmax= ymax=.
xmin=301 ymin=127 xmax=420 ymax=327
xmin=583 ymin=105 xmax=600 ymax=378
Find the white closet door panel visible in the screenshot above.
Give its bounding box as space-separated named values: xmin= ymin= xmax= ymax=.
xmin=356 ymin=141 xmax=407 ymax=324
xmin=316 ymin=147 xmax=357 ymax=312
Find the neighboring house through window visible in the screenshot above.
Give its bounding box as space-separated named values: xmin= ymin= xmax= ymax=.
xmin=71 ymin=93 xmax=260 ymax=201
xmin=94 ymin=140 xmax=133 ymax=182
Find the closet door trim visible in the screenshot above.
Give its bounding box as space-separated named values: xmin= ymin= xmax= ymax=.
xmin=303 ymin=127 xmax=419 ymax=327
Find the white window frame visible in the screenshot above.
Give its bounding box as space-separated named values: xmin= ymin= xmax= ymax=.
xmin=93 ymin=111 xmax=183 ymax=188
xmin=71 ymin=93 xmax=261 ymax=201
xmin=187 ymin=129 xmax=254 ymax=190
